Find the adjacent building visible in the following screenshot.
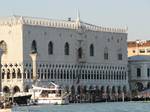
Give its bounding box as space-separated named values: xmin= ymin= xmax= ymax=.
xmin=128 ymin=40 xmax=150 ymax=57
xmin=128 ymin=55 xmax=150 ymax=92
xmin=128 ymin=40 xmax=150 ymax=93
xmin=0 ymin=15 xmax=129 ymax=97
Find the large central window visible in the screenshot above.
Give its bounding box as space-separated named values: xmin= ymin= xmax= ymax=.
xmin=104 ymin=47 xmax=109 ymax=60
xmin=48 ymin=41 xmax=53 ymax=55
xmin=31 ymin=40 xmax=37 ymax=53
xmin=78 ymin=47 xmax=82 ymax=58
xmin=64 ymin=42 xmax=69 ymax=55
xmin=90 ymin=44 xmax=94 ymax=56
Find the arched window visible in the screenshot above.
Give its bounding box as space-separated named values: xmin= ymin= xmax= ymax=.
xmin=117 ymin=48 xmax=123 ymax=60
xmin=17 ymin=69 xmax=21 ymax=79
xmin=2 ymin=69 xmax=5 ymax=79
xmin=90 ymin=44 xmax=94 ymax=56
xmin=48 ymin=41 xmax=53 ymax=55
xmin=0 ymin=40 xmax=7 ymax=53
xmin=31 ymin=40 xmax=37 ymax=53
xmin=12 ymin=69 xmax=16 ymax=78
xmin=64 ymin=42 xmax=69 ymax=55
xmin=7 ymin=69 xmax=10 ymax=79
xmin=78 ymin=47 xmax=82 ymax=58
xmin=118 ymin=53 xmax=122 ymax=60
xmin=104 ymin=47 xmax=109 ymax=60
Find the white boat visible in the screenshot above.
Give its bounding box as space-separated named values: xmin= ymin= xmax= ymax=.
xmin=29 ymin=82 xmax=69 ymax=105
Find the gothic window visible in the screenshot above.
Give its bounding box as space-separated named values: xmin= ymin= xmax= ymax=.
xmin=147 ymin=68 xmax=150 ymax=77
xmin=92 ymin=71 xmax=94 ymax=79
xmin=31 ymin=40 xmax=37 ymax=53
xmin=100 ymin=71 xmax=102 ymax=79
xmin=148 ymin=68 xmax=150 ymax=77
xmin=45 ymin=70 xmax=47 ymax=79
xmin=78 ymin=47 xmax=82 ymax=58
xmin=27 ymin=70 xmax=30 ymax=79
xmin=85 ymin=70 xmax=87 ymax=79
xmin=67 ymin=70 xmax=69 ymax=79
xmin=23 ymin=71 xmax=26 ymax=79
xmin=2 ymin=69 xmax=5 ymax=79
xmin=48 ymin=69 xmax=50 ymax=79
xmin=64 ymin=42 xmax=69 ymax=55
xmin=17 ymin=69 xmax=21 ymax=79
xmin=64 ymin=70 xmax=66 ymax=79
xmin=60 ymin=69 xmax=63 ymax=79
xmin=48 ymin=41 xmax=53 ymax=55
xmin=70 ymin=70 xmax=72 ymax=79
xmin=51 ymin=70 xmax=53 ymax=79
xmin=117 ymin=48 xmax=123 ymax=60
xmin=54 ymin=69 xmax=57 ymax=79
xmin=90 ymin=44 xmax=94 ymax=56
xmin=88 ymin=70 xmax=90 ymax=79
xmin=57 ymin=69 xmax=60 ymax=79
xmin=118 ymin=53 xmax=122 ymax=60
xmin=7 ymin=69 xmax=10 ymax=79
xmin=73 ymin=70 xmax=75 ymax=79
xmin=137 ymin=68 xmax=141 ymax=77
xmin=104 ymin=47 xmax=108 ymax=60
xmin=12 ymin=69 xmax=16 ymax=78
xmin=0 ymin=40 xmax=7 ymax=53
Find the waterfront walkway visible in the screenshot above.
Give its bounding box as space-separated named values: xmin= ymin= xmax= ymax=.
xmin=0 ymin=109 xmax=11 ymax=112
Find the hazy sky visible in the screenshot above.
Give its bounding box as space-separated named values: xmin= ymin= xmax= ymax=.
xmin=0 ymin=0 xmax=149 ymax=41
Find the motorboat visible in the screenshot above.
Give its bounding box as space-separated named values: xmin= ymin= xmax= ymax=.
xmin=29 ymin=82 xmax=69 ymax=105
xmin=9 ymin=92 xmax=32 ymax=105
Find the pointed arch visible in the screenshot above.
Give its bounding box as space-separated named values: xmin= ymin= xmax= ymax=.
xmin=104 ymin=47 xmax=109 ymax=60
xmin=117 ymin=48 xmax=123 ymax=60
xmin=13 ymin=86 xmax=20 ymax=93
xmin=48 ymin=41 xmax=53 ymax=55
xmin=90 ymin=44 xmax=94 ymax=56
xmin=2 ymin=69 xmax=5 ymax=79
xmin=3 ymin=86 xmax=10 ymax=93
xmin=0 ymin=40 xmax=7 ymax=53
xmin=17 ymin=68 xmax=21 ymax=78
xmin=7 ymin=69 xmax=10 ymax=79
xmin=78 ymin=47 xmax=82 ymax=58
xmin=31 ymin=40 xmax=37 ymax=53
xmin=64 ymin=42 xmax=69 ymax=55
xmin=12 ymin=69 xmax=16 ymax=78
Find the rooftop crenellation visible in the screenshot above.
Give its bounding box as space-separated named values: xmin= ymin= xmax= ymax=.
xmin=0 ymin=15 xmax=128 ymax=33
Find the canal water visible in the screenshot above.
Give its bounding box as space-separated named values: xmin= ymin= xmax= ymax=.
xmin=12 ymin=102 xmax=150 ymax=112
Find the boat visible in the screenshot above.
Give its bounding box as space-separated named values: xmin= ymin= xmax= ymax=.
xmin=9 ymin=92 xmax=32 ymax=105
xmin=0 ymin=92 xmax=32 ymax=107
xmin=29 ymin=82 xmax=69 ymax=105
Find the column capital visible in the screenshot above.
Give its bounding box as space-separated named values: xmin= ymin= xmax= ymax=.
xmin=29 ymin=53 xmax=38 ymax=61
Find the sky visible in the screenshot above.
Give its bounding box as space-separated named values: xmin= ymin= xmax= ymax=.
xmin=0 ymin=0 xmax=149 ymax=41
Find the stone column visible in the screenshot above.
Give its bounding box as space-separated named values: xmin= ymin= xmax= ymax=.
xmin=0 ymin=49 xmax=3 ymax=92
xmin=30 ymin=53 xmax=38 ymax=85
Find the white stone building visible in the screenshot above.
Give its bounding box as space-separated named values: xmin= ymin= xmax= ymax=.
xmin=0 ymin=15 xmax=129 ymax=98
xmin=128 ymin=55 xmax=150 ymax=92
